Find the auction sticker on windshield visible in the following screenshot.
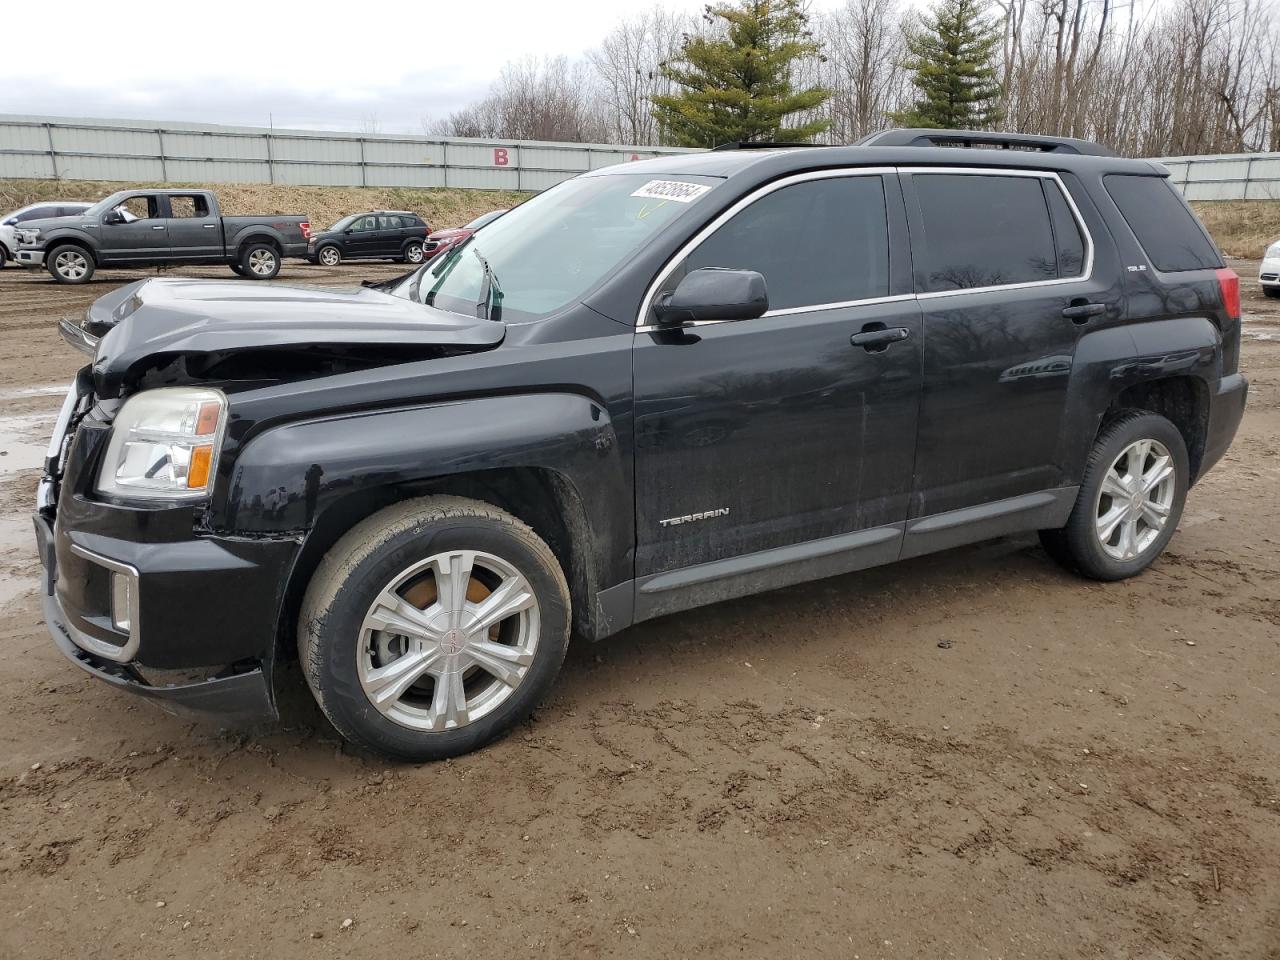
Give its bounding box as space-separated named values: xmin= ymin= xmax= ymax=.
xmin=631 ymin=180 xmax=712 ymax=203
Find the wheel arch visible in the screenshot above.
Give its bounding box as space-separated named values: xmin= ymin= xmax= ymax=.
xmin=1103 ymin=376 xmax=1210 ymax=482
xmin=235 ymin=233 xmax=283 ymax=258
xmin=273 ymin=466 xmax=599 ymax=667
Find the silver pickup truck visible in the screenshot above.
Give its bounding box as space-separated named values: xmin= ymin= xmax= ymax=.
xmin=12 ymin=188 xmax=310 ymax=283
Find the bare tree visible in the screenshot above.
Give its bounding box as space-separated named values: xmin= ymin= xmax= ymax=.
xmin=588 ymin=7 xmax=691 ymax=145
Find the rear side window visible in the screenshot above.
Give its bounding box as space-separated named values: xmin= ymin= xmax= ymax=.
xmin=1104 ymin=175 xmax=1220 ymax=272
xmin=912 ymin=174 xmax=1064 ymax=291
xmin=683 ymin=175 xmax=890 ymax=311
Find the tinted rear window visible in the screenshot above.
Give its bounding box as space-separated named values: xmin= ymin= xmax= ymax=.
xmin=1104 ymin=175 xmax=1220 ymax=272
xmin=912 ymin=174 xmax=1059 ymax=291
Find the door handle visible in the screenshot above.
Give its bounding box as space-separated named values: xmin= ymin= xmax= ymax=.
xmin=850 ymin=325 xmax=910 ymax=352
xmin=1062 ymin=301 xmax=1106 ymax=322
xmin=151 ymin=225 xmax=165 ymax=231
xmin=202 ymin=223 xmax=217 ymax=229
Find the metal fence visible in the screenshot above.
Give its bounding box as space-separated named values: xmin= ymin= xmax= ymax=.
xmin=4 ymin=114 xmax=1279 ymax=200
xmin=0 ymin=114 xmax=697 ymax=192
xmin=1161 ymin=153 xmax=1280 ymax=201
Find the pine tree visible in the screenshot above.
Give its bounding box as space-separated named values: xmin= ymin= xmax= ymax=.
xmin=891 ymin=0 xmax=1005 ymax=130
xmin=652 ymin=0 xmax=831 ymax=147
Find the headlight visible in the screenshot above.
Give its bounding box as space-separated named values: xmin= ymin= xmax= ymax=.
xmin=1266 ymin=242 xmax=1280 ymax=260
xmin=17 ymin=228 xmax=40 ymax=245
xmin=96 ymin=387 xmax=228 ymax=500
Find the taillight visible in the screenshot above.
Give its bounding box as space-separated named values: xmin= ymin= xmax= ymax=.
xmin=1215 ymin=267 xmax=1240 ymax=320
xmin=300 ymin=221 xmax=311 ymax=240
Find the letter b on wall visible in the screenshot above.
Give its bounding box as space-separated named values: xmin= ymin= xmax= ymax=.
xmin=493 ymin=147 xmax=510 ymax=166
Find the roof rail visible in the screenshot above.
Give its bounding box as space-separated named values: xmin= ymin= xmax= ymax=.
xmin=710 ymin=141 xmax=826 ymax=151
xmin=856 ymin=128 xmax=1117 ymax=157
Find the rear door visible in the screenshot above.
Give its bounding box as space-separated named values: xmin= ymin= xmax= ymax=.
xmin=161 ymin=194 xmax=221 ymax=261
xmin=632 ymin=170 xmax=923 ymax=616
xmin=900 ymin=168 xmax=1119 ymax=553
xmin=97 ymin=194 xmax=168 ymax=264
xmin=378 ymin=215 xmax=407 ymax=256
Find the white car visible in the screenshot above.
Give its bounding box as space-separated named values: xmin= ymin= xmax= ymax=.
xmin=0 ymin=201 xmax=92 ymax=269
xmin=1260 ymin=240 xmax=1280 ymax=298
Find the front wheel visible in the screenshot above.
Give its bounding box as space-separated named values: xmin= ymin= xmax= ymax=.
xmin=317 ymin=245 xmax=342 ymax=267
xmin=0 ymin=245 xmax=8 ymax=269
xmin=239 ymin=242 xmax=280 ymax=280
xmin=1263 ymin=286 xmax=1280 ymax=299
xmin=299 ymin=496 xmax=571 ymax=761
xmin=47 ymin=245 xmax=95 ymax=284
xmin=1040 ymin=411 xmax=1188 ymax=581
xmin=402 ymin=241 xmax=424 ymax=264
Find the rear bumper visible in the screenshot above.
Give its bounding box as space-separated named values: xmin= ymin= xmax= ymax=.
xmin=1199 ymin=372 xmax=1248 ymax=479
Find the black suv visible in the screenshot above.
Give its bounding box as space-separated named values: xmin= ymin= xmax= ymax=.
xmin=307 ymin=211 xmax=429 ymax=266
xmin=39 ymin=129 xmax=1247 ymax=761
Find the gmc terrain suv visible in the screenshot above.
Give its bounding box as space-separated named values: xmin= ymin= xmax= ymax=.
xmin=37 ymin=129 xmax=1247 ymax=761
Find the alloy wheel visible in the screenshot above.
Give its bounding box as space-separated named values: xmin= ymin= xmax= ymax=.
xmin=319 ymin=247 xmax=340 ymax=266
xmin=1093 ymin=438 xmax=1176 ymax=561
xmin=406 ymin=243 xmax=424 ymax=263
xmin=357 ymin=550 xmax=540 ymax=732
xmin=54 ymin=250 xmax=88 ymax=281
xmin=248 ymin=249 xmax=277 ymax=276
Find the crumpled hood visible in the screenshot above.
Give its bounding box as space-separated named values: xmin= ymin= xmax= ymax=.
xmin=87 ymin=278 xmax=504 ymax=397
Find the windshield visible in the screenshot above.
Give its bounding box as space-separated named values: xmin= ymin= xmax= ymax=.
xmin=327 ymin=215 xmax=358 ymax=233
xmin=464 ymin=209 xmax=505 ymax=230
xmin=415 ymin=174 xmax=719 ymax=322
xmin=82 ymin=192 xmax=133 ymax=219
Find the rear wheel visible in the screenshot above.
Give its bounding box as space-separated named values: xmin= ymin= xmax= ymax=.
xmin=47 ymin=245 xmax=94 ymax=284
xmin=299 ymin=496 xmax=571 ymax=761
xmin=402 ymin=241 xmax=424 ymax=264
xmin=239 ymin=242 xmax=280 ymax=280
xmin=1040 ymin=411 xmax=1187 ymax=580
xmin=317 ymin=245 xmax=342 ymax=267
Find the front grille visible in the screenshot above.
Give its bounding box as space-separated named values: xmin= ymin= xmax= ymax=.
xmin=1262 ymin=273 xmax=1278 ymax=282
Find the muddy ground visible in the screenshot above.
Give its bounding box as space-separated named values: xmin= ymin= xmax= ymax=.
xmin=0 ymin=259 xmax=1276 ymax=960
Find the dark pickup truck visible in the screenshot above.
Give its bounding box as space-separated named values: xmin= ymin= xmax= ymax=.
xmin=13 ymin=188 xmax=310 ymax=283
xmin=38 ymin=130 xmax=1247 ymax=762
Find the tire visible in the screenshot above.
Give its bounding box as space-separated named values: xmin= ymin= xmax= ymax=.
xmin=1039 ymin=410 xmax=1188 ymax=581
xmin=229 ymin=263 xmax=247 ymax=277
xmin=239 ymin=242 xmax=280 ymax=280
xmin=0 ymin=245 xmax=8 ymax=269
xmin=317 ymin=245 xmax=342 ymax=267
xmin=402 ymin=241 xmax=425 ymax=265
xmin=299 ymin=496 xmax=571 ymax=761
xmin=1263 ymin=286 xmax=1280 ymax=299
xmin=46 ymin=244 xmax=95 ymax=284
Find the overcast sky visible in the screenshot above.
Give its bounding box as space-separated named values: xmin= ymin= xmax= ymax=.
xmin=0 ymin=0 xmax=852 ymax=133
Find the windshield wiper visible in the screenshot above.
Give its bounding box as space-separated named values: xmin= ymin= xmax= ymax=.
xmin=472 ymin=247 xmax=503 ymax=322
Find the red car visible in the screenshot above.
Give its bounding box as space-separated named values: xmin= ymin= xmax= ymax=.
xmin=423 ymin=208 xmax=506 ymax=260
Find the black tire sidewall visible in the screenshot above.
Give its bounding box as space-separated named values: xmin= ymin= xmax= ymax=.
xmin=1064 ymin=412 xmax=1189 ymax=580
xmin=240 ymin=243 xmax=280 ymax=280
xmin=0 ymin=245 xmax=8 ymax=269
xmin=47 ymin=244 xmax=94 ymax=284
xmin=311 ymin=515 xmax=570 ymax=761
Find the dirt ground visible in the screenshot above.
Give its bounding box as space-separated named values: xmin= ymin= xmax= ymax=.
xmin=0 ymin=257 xmax=1276 ymax=960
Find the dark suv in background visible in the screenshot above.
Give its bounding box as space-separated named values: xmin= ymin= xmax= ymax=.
xmin=308 ymin=211 xmax=430 ymax=266
xmin=40 ymin=129 xmax=1246 ymax=762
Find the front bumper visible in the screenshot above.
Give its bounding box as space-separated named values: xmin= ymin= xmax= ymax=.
xmin=1259 ymin=258 xmax=1280 ymax=284
xmin=16 ymin=247 xmax=45 ymax=267
xmin=34 ymin=382 xmax=301 ymax=722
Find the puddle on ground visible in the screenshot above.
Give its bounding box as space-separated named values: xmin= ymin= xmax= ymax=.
xmin=0 ymin=413 xmax=55 ymax=475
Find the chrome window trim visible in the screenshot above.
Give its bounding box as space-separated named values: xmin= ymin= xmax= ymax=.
xmin=635 ymin=166 xmax=896 ymax=331
xmin=634 ymin=164 xmax=1095 ymax=331
xmin=67 ymin=544 xmax=141 ymax=663
xmin=904 ymin=167 xmax=1094 ymax=299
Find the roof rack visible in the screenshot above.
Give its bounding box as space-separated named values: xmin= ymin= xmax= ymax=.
xmin=710 ymin=141 xmax=825 ymax=151
xmin=856 ymin=128 xmax=1117 ymax=157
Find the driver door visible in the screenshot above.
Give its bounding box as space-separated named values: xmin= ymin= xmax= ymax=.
xmin=631 ymin=172 xmax=923 ymax=619
xmin=98 ymin=194 xmax=168 ymax=264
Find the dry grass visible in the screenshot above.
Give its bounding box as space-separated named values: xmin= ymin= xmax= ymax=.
xmin=1189 ymin=201 xmax=1280 ymax=259
xmin=0 ymin=179 xmax=527 ymax=232
xmin=2 ymin=178 xmax=1275 ymax=259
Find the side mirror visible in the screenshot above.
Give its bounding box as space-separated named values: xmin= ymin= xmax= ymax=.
xmin=655 ymin=267 xmax=768 ymax=325
xmin=103 ymin=210 xmax=125 ymax=225
xmin=344 ymin=228 xmax=354 ymax=235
